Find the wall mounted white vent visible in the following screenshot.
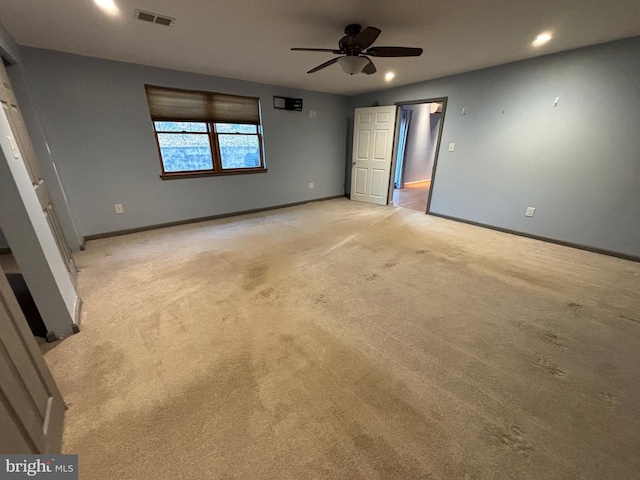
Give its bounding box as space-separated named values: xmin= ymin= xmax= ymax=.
xmin=134 ymin=9 xmax=175 ymax=26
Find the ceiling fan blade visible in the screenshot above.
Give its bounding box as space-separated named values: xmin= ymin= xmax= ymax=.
xmin=307 ymin=57 xmax=339 ymax=74
xmin=361 ymin=56 xmax=377 ymax=75
xmin=354 ymin=26 xmax=381 ymax=50
xmin=366 ymin=47 xmax=423 ymax=57
xmin=291 ymin=48 xmax=343 ymax=54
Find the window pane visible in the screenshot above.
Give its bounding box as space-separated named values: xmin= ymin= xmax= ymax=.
xmin=157 ymin=133 xmax=213 ymax=172
xmin=216 ymin=123 xmax=257 ymax=134
xmin=154 ymin=121 xmax=207 ymax=132
xmin=219 ymin=135 xmax=261 ymax=169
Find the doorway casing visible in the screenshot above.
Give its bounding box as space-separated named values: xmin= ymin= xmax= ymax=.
xmin=389 ymin=97 xmax=448 ymax=213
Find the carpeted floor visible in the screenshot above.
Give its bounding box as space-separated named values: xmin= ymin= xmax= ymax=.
xmin=43 ymin=198 xmax=640 ymax=479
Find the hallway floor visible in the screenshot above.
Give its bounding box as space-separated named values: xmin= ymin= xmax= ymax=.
xmin=0 ymin=252 xmax=20 ymax=273
xmin=392 ymin=180 xmax=430 ymax=212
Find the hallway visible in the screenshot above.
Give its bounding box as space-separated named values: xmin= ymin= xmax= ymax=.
xmin=392 ymin=180 xmax=430 ymax=212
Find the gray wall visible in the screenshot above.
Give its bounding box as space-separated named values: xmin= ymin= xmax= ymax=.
xmin=18 ymin=47 xmax=349 ymax=238
xmin=402 ymin=104 xmax=440 ymax=184
xmin=0 ymin=21 xmax=82 ymax=251
xmin=0 ymin=19 xmax=19 ymax=62
xmin=0 ymin=22 xmax=19 ymax=254
xmin=7 ymin=64 xmax=84 ymax=250
xmin=350 ymin=36 xmax=640 ymax=258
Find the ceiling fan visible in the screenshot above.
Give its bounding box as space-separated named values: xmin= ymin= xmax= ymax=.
xmin=291 ymin=24 xmax=423 ymax=75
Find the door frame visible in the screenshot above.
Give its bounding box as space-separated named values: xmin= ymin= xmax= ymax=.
xmin=389 ymin=97 xmax=448 ymax=213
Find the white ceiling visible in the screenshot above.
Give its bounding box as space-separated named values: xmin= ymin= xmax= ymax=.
xmin=1 ymin=0 xmax=639 ymax=96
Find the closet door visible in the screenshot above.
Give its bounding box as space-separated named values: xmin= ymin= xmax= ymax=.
xmin=0 ymin=263 xmax=65 ymax=453
xmin=0 ymin=62 xmax=77 ymax=285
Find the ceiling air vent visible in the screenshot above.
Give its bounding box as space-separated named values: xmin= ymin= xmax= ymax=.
xmin=134 ymin=9 xmax=175 ymax=26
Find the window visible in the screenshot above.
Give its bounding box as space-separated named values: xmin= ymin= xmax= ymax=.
xmin=145 ymin=85 xmax=265 ymax=178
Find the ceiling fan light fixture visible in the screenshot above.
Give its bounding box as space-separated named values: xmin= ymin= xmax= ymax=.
xmin=337 ymin=56 xmax=369 ymax=75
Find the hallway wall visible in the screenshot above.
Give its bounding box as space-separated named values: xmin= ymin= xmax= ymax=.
xmin=402 ymin=103 xmax=441 ymax=184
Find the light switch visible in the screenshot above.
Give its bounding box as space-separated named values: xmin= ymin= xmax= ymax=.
xmin=448 ymin=143 xmax=455 ymax=152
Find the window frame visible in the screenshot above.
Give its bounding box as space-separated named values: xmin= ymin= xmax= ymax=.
xmin=145 ymin=85 xmax=267 ymax=180
xmin=152 ymin=120 xmax=266 ymax=179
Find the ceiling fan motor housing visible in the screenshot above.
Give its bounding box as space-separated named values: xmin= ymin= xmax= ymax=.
xmin=340 ymin=24 xmax=364 ymax=55
xmin=344 ymin=24 xmax=363 ymax=35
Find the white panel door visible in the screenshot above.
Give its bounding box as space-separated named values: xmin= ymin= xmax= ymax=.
xmin=350 ymin=106 xmax=397 ymax=205
xmin=0 ymin=62 xmax=77 ymax=285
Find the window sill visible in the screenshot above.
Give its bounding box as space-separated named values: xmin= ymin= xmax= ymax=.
xmin=160 ymin=168 xmax=268 ymax=180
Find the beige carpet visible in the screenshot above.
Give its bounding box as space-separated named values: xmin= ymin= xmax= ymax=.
xmin=43 ymin=198 xmax=640 ymax=479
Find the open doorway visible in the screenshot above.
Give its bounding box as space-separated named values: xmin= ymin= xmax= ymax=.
xmin=390 ymin=98 xmax=446 ymax=213
xmin=0 ymin=227 xmax=50 ymax=341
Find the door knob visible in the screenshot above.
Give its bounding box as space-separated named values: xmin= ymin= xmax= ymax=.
xmin=352 ymin=161 xmax=357 ymax=166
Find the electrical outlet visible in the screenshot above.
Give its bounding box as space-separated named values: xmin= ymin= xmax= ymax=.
xmin=448 ymin=143 xmax=455 ymax=152
xmin=114 ymin=203 xmax=124 ymax=214
xmin=525 ymin=206 xmax=536 ymax=217
xmin=308 ymin=183 xmax=315 ymax=189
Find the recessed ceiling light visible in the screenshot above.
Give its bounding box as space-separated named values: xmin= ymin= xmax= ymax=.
xmin=94 ymin=0 xmax=120 ymax=16
xmin=532 ymin=32 xmax=552 ymax=47
xmin=385 ymin=72 xmax=395 ymax=82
